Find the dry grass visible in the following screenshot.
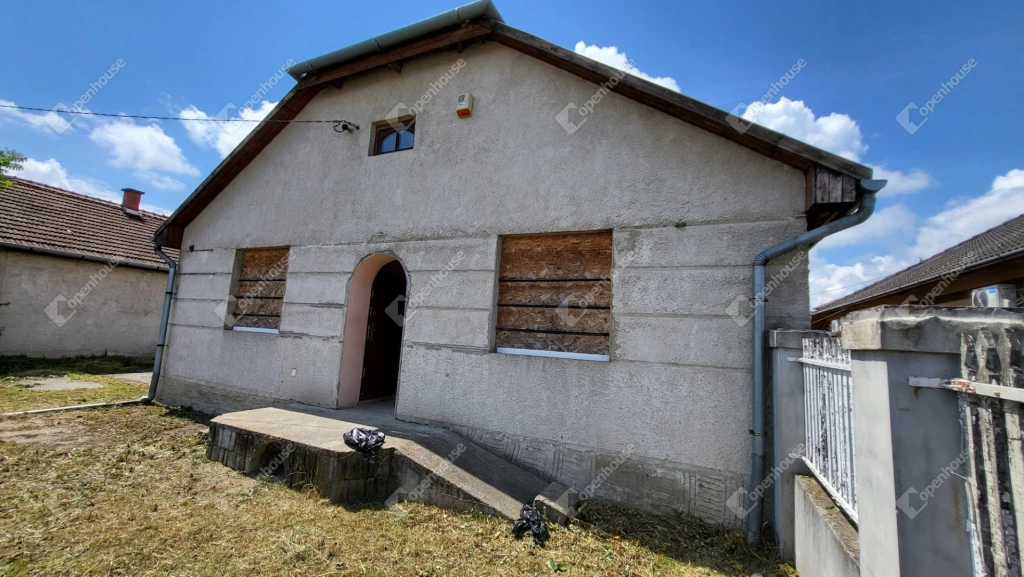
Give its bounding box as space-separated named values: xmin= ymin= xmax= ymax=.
xmin=0 ymin=405 xmax=795 ymax=576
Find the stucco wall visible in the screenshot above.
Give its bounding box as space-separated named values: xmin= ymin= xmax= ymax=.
xmin=0 ymin=248 xmax=166 ymax=357
xmin=159 ymin=40 xmax=811 ymax=521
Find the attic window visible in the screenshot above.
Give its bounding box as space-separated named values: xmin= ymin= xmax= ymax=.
xmin=495 ymin=232 xmax=612 ymax=361
xmin=371 ymin=118 xmax=415 ymax=155
xmin=229 ymin=247 xmax=289 ymax=332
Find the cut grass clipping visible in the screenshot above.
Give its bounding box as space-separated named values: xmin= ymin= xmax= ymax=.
xmin=0 ymin=404 xmax=795 ymax=576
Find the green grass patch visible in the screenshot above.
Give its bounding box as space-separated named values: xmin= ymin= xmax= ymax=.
xmin=0 ymin=355 xmax=153 ymax=378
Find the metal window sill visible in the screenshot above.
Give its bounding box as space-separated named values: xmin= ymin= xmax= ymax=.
xmin=496 ymin=347 xmax=609 ymax=362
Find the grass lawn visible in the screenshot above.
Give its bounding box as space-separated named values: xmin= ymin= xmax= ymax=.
xmin=0 ymin=355 xmax=152 ymax=414
xmin=0 ymin=360 xmax=795 ymax=576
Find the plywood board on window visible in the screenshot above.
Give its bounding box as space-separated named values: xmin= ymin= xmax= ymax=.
xmin=497 ymin=280 xmax=611 ymax=308
xmin=239 ymin=248 xmax=289 ymax=281
xmin=496 ymin=232 xmax=612 ymax=356
xmin=495 ymin=330 xmax=609 ymax=356
xmin=497 ymin=306 xmax=609 ymax=334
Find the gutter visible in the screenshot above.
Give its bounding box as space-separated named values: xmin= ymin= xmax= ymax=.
xmin=146 ymin=243 xmax=178 ymax=403
xmin=0 ymin=241 xmax=169 ymax=272
xmin=747 ymin=178 xmax=887 ymax=542
xmin=286 ymin=0 xmax=503 ymax=80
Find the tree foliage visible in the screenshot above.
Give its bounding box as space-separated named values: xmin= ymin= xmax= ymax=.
xmin=0 ymin=148 xmax=26 ymax=188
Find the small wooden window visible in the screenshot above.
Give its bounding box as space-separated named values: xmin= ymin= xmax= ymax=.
xmin=232 ymin=247 xmax=289 ymax=330
xmin=372 ymin=119 xmax=415 ymax=155
xmin=495 ymin=232 xmax=612 ymax=358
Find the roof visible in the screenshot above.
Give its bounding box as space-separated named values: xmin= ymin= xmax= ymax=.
xmin=815 ymin=213 xmax=1024 ymax=313
xmin=0 ymin=177 xmax=177 ymax=270
xmin=154 ymin=2 xmax=873 ymax=249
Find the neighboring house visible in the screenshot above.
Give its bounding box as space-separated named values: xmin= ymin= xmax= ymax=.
xmin=813 ymin=213 xmax=1024 ymax=329
xmin=151 ymin=2 xmax=875 ymax=524
xmin=0 ymin=177 xmax=174 ymax=357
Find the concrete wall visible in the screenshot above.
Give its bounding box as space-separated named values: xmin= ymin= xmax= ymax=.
xmin=794 ymin=475 xmax=860 ymax=577
xmin=768 ymin=329 xmax=819 ymax=558
xmin=841 ymin=307 xmax=1024 ymax=577
xmin=159 ymin=40 xmax=812 ymax=522
xmin=0 ymin=248 xmax=166 ymax=357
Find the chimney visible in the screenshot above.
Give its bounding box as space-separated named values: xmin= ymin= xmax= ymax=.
xmin=120 ymin=188 xmax=144 ymax=214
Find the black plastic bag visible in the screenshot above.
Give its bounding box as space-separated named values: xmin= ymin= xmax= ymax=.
xmin=511 ymin=501 xmax=549 ymax=546
xmin=343 ymin=427 xmax=386 ymax=456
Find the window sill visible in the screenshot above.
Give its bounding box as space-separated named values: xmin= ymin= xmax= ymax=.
xmin=231 ymin=326 xmax=279 ymax=335
xmin=496 ymin=347 xmax=609 ymax=362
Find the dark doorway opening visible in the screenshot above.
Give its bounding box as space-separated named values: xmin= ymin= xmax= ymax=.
xmin=359 ymin=260 xmax=406 ymax=401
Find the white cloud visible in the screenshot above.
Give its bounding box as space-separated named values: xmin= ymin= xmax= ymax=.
xmin=89 ymin=120 xmax=199 ymax=176
xmin=180 ymin=101 xmax=277 ymax=158
xmin=742 ymin=97 xmax=866 ymax=162
xmin=16 ymin=156 xmax=172 ymax=215
xmin=0 ymin=99 xmax=80 ymax=135
xmin=912 ymin=168 xmax=1024 ymax=258
xmin=809 ymin=252 xmax=908 ymax=308
xmin=138 ymin=172 xmax=185 ymax=191
xmin=811 ymin=168 xmax=1024 ymax=308
xmin=815 ymin=204 xmax=917 ymax=251
xmin=869 ymin=165 xmax=933 ymax=197
xmin=19 ymin=157 xmax=74 ymax=189
xmin=573 ymin=42 xmax=680 ymax=92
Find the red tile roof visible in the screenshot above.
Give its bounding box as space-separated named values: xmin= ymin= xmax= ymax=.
xmin=0 ymin=177 xmax=178 ymax=269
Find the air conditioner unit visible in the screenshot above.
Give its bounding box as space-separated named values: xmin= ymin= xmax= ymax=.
xmin=970 ymin=284 xmax=1017 ymax=308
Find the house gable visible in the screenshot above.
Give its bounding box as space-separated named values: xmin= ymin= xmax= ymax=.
xmin=155 ymin=18 xmax=871 ymax=248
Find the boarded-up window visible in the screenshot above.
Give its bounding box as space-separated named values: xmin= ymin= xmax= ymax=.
xmin=232 ymin=247 xmax=289 ymax=330
xmin=495 ymin=232 xmax=612 ymax=357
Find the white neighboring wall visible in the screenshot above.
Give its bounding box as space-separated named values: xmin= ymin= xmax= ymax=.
xmin=0 ymin=248 xmax=166 ymax=357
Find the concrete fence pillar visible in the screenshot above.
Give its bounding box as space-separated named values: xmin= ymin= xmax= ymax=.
xmin=841 ymin=307 xmax=1024 ymax=577
xmin=768 ymin=329 xmax=821 ymax=559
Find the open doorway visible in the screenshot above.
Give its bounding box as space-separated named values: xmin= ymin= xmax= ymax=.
xmin=359 ymin=261 xmax=406 ymax=401
xmin=338 ymin=254 xmax=408 ymax=408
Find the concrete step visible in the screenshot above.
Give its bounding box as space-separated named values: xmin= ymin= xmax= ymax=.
xmin=208 ymin=402 xmax=577 ymax=522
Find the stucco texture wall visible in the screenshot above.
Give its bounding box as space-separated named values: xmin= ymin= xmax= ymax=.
xmin=0 ymin=249 xmax=166 ymax=357
xmin=159 ymin=41 xmax=811 ymax=523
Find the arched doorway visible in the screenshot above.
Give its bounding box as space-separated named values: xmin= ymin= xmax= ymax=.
xmin=338 ymin=254 xmax=408 ymax=408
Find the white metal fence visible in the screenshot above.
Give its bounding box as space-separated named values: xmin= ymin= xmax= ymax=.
xmin=800 ymin=336 xmax=858 ymax=523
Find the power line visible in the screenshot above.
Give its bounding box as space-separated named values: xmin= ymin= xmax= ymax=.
xmin=0 ymin=103 xmax=359 ymax=131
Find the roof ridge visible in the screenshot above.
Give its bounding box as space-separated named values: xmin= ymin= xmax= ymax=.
xmin=9 ymin=177 xmax=170 ymax=220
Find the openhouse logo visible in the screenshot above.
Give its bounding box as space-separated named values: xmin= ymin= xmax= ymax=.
xmin=896 ymin=59 xmax=977 ymax=135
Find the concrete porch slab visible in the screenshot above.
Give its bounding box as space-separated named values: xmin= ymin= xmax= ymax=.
xmin=209 ymin=400 xmax=577 ymax=522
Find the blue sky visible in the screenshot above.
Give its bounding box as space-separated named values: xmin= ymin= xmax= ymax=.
xmin=2 ymin=0 xmax=1021 ymax=306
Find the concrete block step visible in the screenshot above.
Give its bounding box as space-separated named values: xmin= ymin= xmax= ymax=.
xmin=208 ymin=402 xmax=576 ymax=523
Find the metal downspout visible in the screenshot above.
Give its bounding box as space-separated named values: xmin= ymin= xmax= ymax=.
xmin=746 ymin=178 xmax=886 ymax=542
xmin=147 ymin=243 xmax=178 ymax=403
